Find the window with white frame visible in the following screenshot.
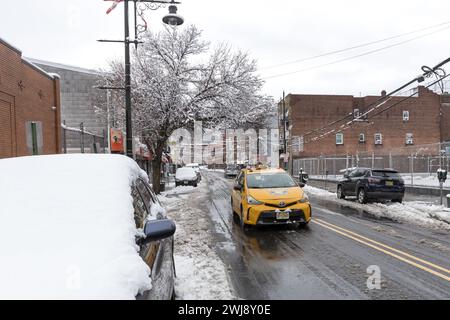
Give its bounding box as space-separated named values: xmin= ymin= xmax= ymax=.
xmin=359 ymin=133 xmax=365 ymax=143
xmin=406 ymin=133 xmax=414 ymax=145
xmin=353 ymin=109 xmax=360 ymax=119
xmin=374 ymin=133 xmax=383 ymax=145
xmin=336 ymin=133 xmax=344 ymax=145
xmin=403 ymin=110 xmax=410 ymax=121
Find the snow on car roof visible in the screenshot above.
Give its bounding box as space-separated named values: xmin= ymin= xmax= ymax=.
xmin=0 ymin=154 xmax=152 ymax=299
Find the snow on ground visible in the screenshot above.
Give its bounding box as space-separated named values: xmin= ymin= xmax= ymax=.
xmin=159 ymin=182 xmax=235 ymax=300
xmin=304 ymin=185 xmax=450 ymax=231
xmin=0 ymin=154 xmax=152 ymax=300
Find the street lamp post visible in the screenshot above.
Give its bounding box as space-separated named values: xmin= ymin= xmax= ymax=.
xmin=100 ymin=0 xmax=183 ymax=158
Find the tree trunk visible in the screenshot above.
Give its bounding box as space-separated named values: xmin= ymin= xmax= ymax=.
xmin=151 ymin=141 xmax=166 ymax=194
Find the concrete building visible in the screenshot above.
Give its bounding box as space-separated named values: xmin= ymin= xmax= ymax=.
xmin=27 ymin=58 xmax=106 ymax=152
xmin=279 ymin=86 xmax=450 ymax=173
xmin=0 ymin=37 xmax=61 ymax=159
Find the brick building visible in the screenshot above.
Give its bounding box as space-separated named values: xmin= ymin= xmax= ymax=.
xmin=0 ymin=38 xmax=61 ymax=159
xmin=279 ymin=86 xmax=450 ymax=173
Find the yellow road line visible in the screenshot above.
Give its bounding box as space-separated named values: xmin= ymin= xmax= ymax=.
xmin=315 ymin=218 xmax=450 ymax=275
xmin=312 ymin=220 xmax=450 ymax=282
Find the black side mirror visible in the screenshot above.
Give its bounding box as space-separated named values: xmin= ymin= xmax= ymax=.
xmin=234 ymin=183 xmax=242 ymax=191
xmin=299 ymin=183 xmax=306 ymax=188
xmin=138 ymin=219 xmax=176 ymax=246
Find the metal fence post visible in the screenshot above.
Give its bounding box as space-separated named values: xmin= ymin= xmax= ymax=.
xmin=62 ymin=120 xmax=67 ymax=154
xmin=410 ymin=153 xmax=414 ymax=186
xmin=80 ymin=122 xmax=85 ymax=154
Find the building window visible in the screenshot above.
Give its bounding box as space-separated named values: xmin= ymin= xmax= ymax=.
xmin=336 ymin=133 xmax=344 ymax=145
xmin=374 ymin=133 xmax=383 ymax=145
xmin=359 ymin=133 xmax=366 ymax=143
xmin=406 ymin=133 xmax=414 ymax=145
xmin=403 ymin=111 xmax=410 ymax=121
xmin=353 ymin=109 xmax=360 ymax=119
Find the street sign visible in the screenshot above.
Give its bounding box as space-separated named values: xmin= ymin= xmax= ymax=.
xmin=110 ymin=128 xmax=124 ymax=154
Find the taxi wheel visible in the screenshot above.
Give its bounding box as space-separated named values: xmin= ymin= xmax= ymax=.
xmin=298 ymin=221 xmax=309 ymax=229
xmin=240 ymin=206 xmax=247 ymax=230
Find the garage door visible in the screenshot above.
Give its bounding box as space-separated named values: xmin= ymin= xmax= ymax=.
xmin=0 ymin=98 xmax=13 ymax=158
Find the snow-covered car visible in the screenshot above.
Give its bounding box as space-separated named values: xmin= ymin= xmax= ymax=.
xmin=175 ymin=167 xmax=198 ymax=187
xmin=186 ymin=163 xmax=201 ymax=182
xmin=0 ymin=154 xmax=176 ymax=300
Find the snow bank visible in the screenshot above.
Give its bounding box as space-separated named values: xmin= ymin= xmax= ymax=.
xmin=0 ymin=154 xmax=151 ymax=299
xmin=159 ymin=183 xmax=235 ymax=300
xmin=304 ymin=185 xmax=450 ymax=231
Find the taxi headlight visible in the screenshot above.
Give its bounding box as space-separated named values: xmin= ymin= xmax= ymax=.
xmin=299 ymin=194 xmax=309 ymax=203
xmin=247 ymin=195 xmax=263 ymax=205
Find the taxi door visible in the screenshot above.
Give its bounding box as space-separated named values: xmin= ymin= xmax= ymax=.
xmin=232 ymin=171 xmax=245 ymax=213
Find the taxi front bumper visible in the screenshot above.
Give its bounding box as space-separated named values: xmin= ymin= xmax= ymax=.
xmin=245 ymin=203 xmax=312 ymax=226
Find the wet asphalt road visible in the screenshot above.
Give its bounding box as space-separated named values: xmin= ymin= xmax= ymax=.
xmin=201 ymin=171 xmax=450 ymax=300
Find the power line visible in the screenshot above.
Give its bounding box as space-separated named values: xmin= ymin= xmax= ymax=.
xmin=263 ymin=25 xmax=450 ymax=80
xmin=260 ymin=20 xmax=450 ymax=71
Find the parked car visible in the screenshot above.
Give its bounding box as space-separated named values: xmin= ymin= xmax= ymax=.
xmin=0 ymin=154 xmax=176 ymax=300
xmin=176 ymin=167 xmax=198 ymax=187
xmin=186 ymin=163 xmax=201 ymax=182
xmin=231 ymin=167 xmax=311 ymax=228
xmin=337 ymin=168 xmax=405 ymax=204
xmin=224 ymin=164 xmax=240 ymax=179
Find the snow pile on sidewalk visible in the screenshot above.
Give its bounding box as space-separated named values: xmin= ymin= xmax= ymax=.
xmin=160 ymin=184 xmax=235 ymax=300
xmin=0 ymin=154 xmax=152 ymax=299
xmin=304 ymin=185 xmax=450 ymax=230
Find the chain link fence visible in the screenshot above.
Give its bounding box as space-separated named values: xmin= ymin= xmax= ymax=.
xmin=61 ymin=121 xmax=107 ymax=154
xmin=293 ymin=142 xmax=450 ymax=186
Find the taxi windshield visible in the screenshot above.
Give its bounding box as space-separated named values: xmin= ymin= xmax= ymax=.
xmin=247 ymin=173 xmax=297 ymax=189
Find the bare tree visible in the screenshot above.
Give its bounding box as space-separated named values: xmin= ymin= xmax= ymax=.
xmin=100 ymin=25 xmax=274 ymax=193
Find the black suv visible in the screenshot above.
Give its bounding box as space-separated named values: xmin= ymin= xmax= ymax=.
xmin=337 ymin=168 xmax=405 ymax=204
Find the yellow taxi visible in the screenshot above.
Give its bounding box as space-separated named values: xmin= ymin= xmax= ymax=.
xmin=231 ymin=167 xmax=311 ymax=228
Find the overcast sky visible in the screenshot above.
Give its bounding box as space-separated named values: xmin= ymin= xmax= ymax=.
xmin=1 ymin=0 xmax=450 ymax=99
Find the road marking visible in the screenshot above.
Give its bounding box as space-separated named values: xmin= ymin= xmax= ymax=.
xmin=312 ymin=219 xmax=450 ymax=282
xmin=315 ymin=218 xmax=450 ymax=275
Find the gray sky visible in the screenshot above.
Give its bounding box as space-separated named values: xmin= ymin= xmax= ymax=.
xmin=2 ymin=0 xmax=450 ymax=98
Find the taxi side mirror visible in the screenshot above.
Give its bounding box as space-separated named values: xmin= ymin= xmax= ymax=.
xmin=234 ymin=183 xmax=242 ymax=191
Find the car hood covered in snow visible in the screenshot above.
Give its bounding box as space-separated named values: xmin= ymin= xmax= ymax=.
xmin=0 ymin=154 xmax=152 ymax=299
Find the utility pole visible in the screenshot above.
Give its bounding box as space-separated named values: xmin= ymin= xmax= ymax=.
xmin=282 ymin=91 xmax=287 ymax=170
xmin=99 ymin=0 xmax=183 ymax=159
xmin=124 ymin=0 xmax=133 ymax=158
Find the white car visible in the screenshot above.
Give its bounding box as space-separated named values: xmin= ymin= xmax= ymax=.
xmin=0 ymin=154 xmax=176 ymax=300
xmin=186 ymin=163 xmax=202 ymax=182
xmin=175 ymin=167 xmax=198 ymax=187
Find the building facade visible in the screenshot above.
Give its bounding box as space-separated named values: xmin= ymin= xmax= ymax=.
xmin=27 ymin=58 xmax=106 ymax=153
xmin=279 ymin=86 xmax=450 ymax=173
xmin=0 ymin=38 xmax=61 ymax=159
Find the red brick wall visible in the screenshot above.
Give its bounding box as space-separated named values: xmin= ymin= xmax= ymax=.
xmin=441 ymin=94 xmax=450 ymax=142
xmin=286 ymin=86 xmax=444 ymax=158
xmin=0 ymin=39 xmax=60 ymax=159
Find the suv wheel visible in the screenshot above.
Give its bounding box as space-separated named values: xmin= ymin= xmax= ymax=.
xmin=337 ymin=185 xmax=345 ymax=199
xmin=357 ymin=188 xmax=367 ymax=204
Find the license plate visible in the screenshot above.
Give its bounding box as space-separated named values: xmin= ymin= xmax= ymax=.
xmin=183 ymin=181 xmax=188 ymax=185
xmin=276 ymin=211 xmax=290 ymax=220
xmin=386 ymin=181 xmax=394 ymax=186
